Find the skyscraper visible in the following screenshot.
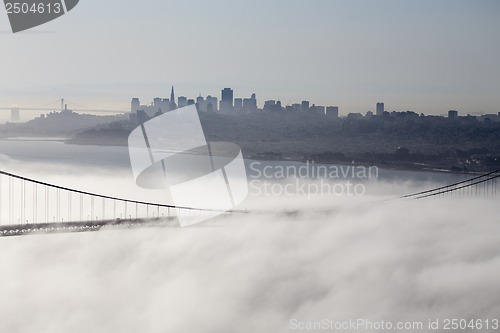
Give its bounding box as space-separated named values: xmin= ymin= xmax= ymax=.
xmin=161 ymin=98 xmax=169 ymax=112
xmin=221 ymin=88 xmax=234 ymax=112
xmin=326 ymin=106 xmax=339 ymax=118
xmin=153 ymin=97 xmax=162 ymax=113
xmin=131 ymin=98 xmax=140 ymax=113
xmin=376 ymin=102 xmax=385 ymax=116
xmin=234 ymin=98 xmax=243 ymax=111
xmin=178 ymin=96 xmax=188 ymax=108
xmin=301 ymin=101 xmax=310 ymax=112
xmin=243 ymin=93 xmax=257 ymax=112
xmin=196 ymin=95 xmax=206 ymax=112
xmin=206 ymin=95 xmax=218 ymax=112
xmin=169 ymin=86 xmax=177 ymax=110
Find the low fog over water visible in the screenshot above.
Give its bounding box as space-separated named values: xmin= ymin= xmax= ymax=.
xmin=0 ymin=140 xmax=498 ymax=332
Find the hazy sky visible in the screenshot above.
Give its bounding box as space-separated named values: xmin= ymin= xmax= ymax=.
xmin=1 ymin=0 xmax=499 ymax=115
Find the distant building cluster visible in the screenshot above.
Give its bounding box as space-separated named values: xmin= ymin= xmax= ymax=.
xmin=447 ymin=109 xmax=500 ymax=123
xmin=129 ymin=86 xmax=340 ymax=123
xmin=129 ymin=88 xmax=500 ymax=125
xmin=262 ymin=100 xmax=339 ymax=117
xmin=347 ymin=102 xmax=500 ymax=123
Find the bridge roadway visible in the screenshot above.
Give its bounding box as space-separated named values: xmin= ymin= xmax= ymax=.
xmin=0 ymin=217 xmax=178 ymax=238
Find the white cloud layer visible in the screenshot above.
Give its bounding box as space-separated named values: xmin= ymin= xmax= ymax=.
xmin=0 ymin=161 xmax=499 ymax=332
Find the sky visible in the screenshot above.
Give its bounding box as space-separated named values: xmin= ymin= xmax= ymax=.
xmin=0 ymin=0 xmax=499 ymax=116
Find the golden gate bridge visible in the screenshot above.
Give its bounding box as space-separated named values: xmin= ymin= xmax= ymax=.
xmin=0 ymin=169 xmax=498 ymax=237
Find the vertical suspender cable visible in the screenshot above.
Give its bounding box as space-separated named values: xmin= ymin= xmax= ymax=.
xmin=80 ymin=193 xmax=83 ymax=222
xmin=0 ymin=175 xmax=2 ymax=225
xmin=68 ymin=192 xmax=71 ymax=222
xmin=23 ymin=180 xmax=26 ymax=223
xmin=9 ymin=176 xmax=12 ymax=225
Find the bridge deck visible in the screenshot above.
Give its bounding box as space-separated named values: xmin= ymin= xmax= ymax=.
xmin=0 ymin=218 xmax=178 ymax=237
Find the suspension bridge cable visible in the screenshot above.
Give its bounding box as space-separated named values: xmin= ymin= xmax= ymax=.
xmin=25 ymin=100 xmax=61 ymax=109
xmin=410 ymin=174 xmax=500 ymax=200
xmin=0 ymin=170 xmax=247 ymax=214
xmin=63 ymin=99 xmax=92 ymax=110
xmin=400 ymin=169 xmax=500 ymax=199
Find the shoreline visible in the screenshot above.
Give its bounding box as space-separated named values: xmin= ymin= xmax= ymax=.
xmin=62 ymin=139 xmax=487 ymax=176
xmin=0 ymin=136 xmax=491 ymax=176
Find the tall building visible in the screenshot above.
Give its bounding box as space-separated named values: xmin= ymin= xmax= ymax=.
xmin=178 ymin=96 xmax=188 ymax=108
xmin=153 ymin=97 xmax=162 ymax=114
xmin=243 ymin=98 xmax=256 ymax=111
xmin=448 ymin=110 xmax=458 ymax=119
xmin=301 ymin=101 xmax=310 ymax=112
xmin=234 ymin=98 xmax=243 ymax=111
xmin=169 ymin=86 xmax=177 ymax=110
xmin=196 ymin=95 xmax=206 ymax=112
xmin=152 ymin=97 xmax=169 ymax=114
xmin=206 ymin=95 xmax=218 ymax=112
xmin=131 ymin=98 xmax=140 ymax=113
xmin=221 ymin=88 xmax=234 ymax=112
xmin=326 ymin=106 xmax=339 ymax=118
xmin=161 ymin=98 xmax=169 ymax=112
xmin=264 ymin=100 xmax=275 ymax=112
xmin=264 ymin=100 xmax=283 ymax=112
xmin=376 ymin=102 xmax=385 ymax=116
xmin=310 ymin=105 xmax=325 ymax=114
xmin=243 ymin=93 xmax=257 ymax=112
xmin=129 ymin=93 xmax=170 ymax=123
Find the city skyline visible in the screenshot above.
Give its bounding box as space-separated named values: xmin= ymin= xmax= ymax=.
xmin=127 ymin=85 xmax=499 ymax=124
xmin=2 ymin=82 xmax=499 ymax=124
xmin=0 ymin=86 xmax=500 ymax=123
xmin=1 ymin=0 xmax=499 ymax=116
